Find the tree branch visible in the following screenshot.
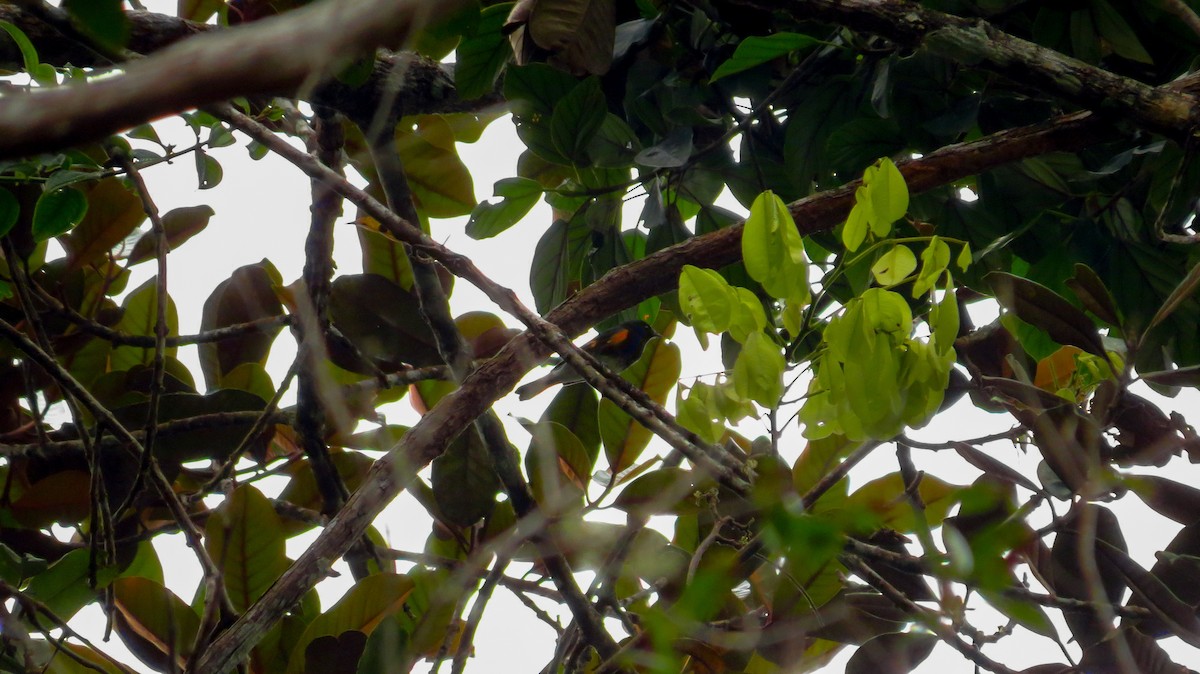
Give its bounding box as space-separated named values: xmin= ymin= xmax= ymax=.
xmin=753 ymin=0 xmax=1200 ymax=139
xmin=0 ymin=0 xmax=475 ymax=158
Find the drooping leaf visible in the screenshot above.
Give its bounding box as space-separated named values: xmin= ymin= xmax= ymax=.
xmin=599 ymin=337 xmax=682 ymax=474
xmin=845 ymin=632 xmax=937 ymax=674
xmin=112 ymin=577 xmax=200 ymax=670
xmin=525 ymin=421 xmax=590 ymax=509
xmin=127 ymin=205 xmax=214 ymax=266
xmin=63 ymin=178 xmax=145 ymax=269
xmin=110 ymin=278 xmax=179 ymax=372
xmin=524 ymin=0 xmax=616 ymax=75
xmin=732 ymin=330 xmax=785 ymax=407
xmin=328 ymin=273 xmax=442 ymax=371
xmin=198 ymin=261 xmax=285 ymax=389
xmin=987 ymin=271 xmax=1106 ymax=357
xmin=205 ymin=484 xmax=290 ymax=613
xmin=1066 ymin=263 xmax=1121 ymax=327
xmin=455 ymin=3 xmax=513 ymax=100
xmin=845 ymin=472 xmax=962 ymax=534
xmin=394 ymin=115 xmax=477 ymax=218
xmin=431 ymin=430 xmax=499 ymax=526
xmin=286 ymin=573 xmax=416 ymax=674
xmin=742 ymin=190 xmax=809 ymax=305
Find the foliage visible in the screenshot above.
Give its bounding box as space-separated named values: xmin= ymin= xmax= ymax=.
xmin=2 ymin=0 xmax=1200 ymax=673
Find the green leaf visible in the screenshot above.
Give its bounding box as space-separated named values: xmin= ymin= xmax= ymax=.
xmin=1145 ymin=259 xmax=1200 ymax=337
xmin=742 ymin=190 xmax=809 ymax=305
xmin=529 ymin=213 xmax=590 ymax=314
xmin=956 ymin=242 xmax=972 ymax=271
xmin=455 ymin=3 xmax=513 ymax=100
xmin=465 ymin=177 xmax=542 ymax=239
xmin=587 ymin=114 xmax=642 ymax=167
xmin=23 ymin=549 xmax=119 ymax=621
xmin=178 ymin=0 xmax=225 ymax=22
xmin=286 ymin=574 xmax=416 ymax=674
xmin=710 ymin=32 xmax=823 ymax=81
xmin=676 ymin=383 xmax=724 ymax=444
xmin=395 ymin=116 xmax=476 ymax=218
xmin=0 ymin=187 xmax=19 ymax=237
xmin=930 ymin=288 xmax=959 ymax=356
xmin=127 ymin=205 xmax=215 ymax=266
xmin=679 ymin=265 xmax=735 ymax=335
xmin=733 ymin=331 xmax=785 ymax=407
xmin=550 ymin=76 xmax=607 ymax=165
xmin=867 ymin=157 xmax=909 ymax=232
xmin=110 ymin=277 xmax=179 ymax=372
xmin=843 ymin=198 xmax=870 ymax=252
xmin=205 ymin=484 xmax=290 ymax=613
xmin=504 ymin=63 xmax=579 ymax=117
xmin=847 ymin=473 xmax=962 ymax=533
xmin=63 ymin=0 xmax=129 ymax=49
xmin=1091 ymin=0 xmax=1152 ymax=64
xmin=525 ymin=421 xmax=590 ymax=509
xmin=1066 ymin=263 xmax=1121 ymax=327
xmin=912 ymin=236 xmax=951 ymax=297
xmin=870 ymin=245 xmax=917 ymax=286
xmin=541 ymin=383 xmax=601 ymax=464
xmin=32 ymin=187 xmax=88 ymax=242
xmin=431 ymin=430 xmax=499 ymax=526
xmin=0 ymin=20 xmax=57 ymax=86
xmin=194 ymin=150 xmax=223 ymax=189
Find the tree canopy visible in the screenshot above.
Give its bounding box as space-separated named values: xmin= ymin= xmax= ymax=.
xmin=3 ymin=0 xmax=1200 ymax=672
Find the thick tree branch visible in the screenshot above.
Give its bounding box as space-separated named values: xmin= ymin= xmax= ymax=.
xmin=0 ymin=0 xmax=474 ymax=158
xmin=755 ymin=0 xmax=1200 ymax=139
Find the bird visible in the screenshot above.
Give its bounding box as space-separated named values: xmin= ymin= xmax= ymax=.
xmin=515 ymin=320 xmax=657 ymax=400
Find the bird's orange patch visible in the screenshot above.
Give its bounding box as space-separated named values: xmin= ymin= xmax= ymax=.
xmin=608 ymin=328 xmax=630 ymax=345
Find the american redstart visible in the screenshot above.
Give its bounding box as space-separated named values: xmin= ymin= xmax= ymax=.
xmin=515 ymin=320 xmax=657 ymax=400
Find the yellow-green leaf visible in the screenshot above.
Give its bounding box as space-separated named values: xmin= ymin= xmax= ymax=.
xmin=871 ymin=244 xmax=917 ymax=287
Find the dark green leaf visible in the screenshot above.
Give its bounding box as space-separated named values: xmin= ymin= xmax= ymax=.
xmin=710 ymin=32 xmax=823 ymax=81
xmin=550 ymin=77 xmax=607 ymax=164
xmin=634 ymin=127 xmax=693 ymax=168
xmin=1066 ymin=263 xmax=1121 ymax=327
xmin=63 ymin=0 xmax=129 ymax=51
xmin=32 ymin=187 xmax=87 ymax=242
xmin=455 ymin=3 xmax=513 ymax=100
xmin=987 ymin=272 xmax=1106 ymax=357
xmin=198 ymin=261 xmax=285 ymax=389
xmin=0 ymin=187 xmax=18 ymax=237
xmin=431 ymin=431 xmax=499 ymax=527
xmin=195 ymin=150 xmax=223 ymax=189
